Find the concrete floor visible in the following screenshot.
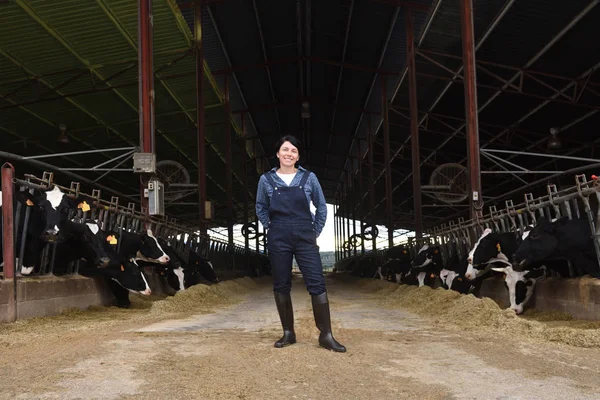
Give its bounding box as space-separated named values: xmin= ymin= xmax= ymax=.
xmin=2 ymin=276 xmax=600 ymax=399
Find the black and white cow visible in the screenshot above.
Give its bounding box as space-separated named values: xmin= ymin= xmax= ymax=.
xmin=487 ymin=265 xmax=546 ymax=314
xmin=512 ymin=217 xmax=600 ymax=278
xmin=55 ymin=220 xmax=152 ymax=298
xmin=465 ymin=228 xmax=519 ymax=281
xmin=1 ymin=188 xmax=102 ymax=274
xmin=1 ymin=190 xmax=46 ymax=273
xmin=409 ymin=244 xmax=443 ymax=287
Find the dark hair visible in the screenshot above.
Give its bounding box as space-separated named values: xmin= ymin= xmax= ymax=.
xmin=274 ymin=135 xmax=302 ymax=155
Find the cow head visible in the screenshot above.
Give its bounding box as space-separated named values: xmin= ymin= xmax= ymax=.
xmin=410 ymin=244 xmax=441 ymax=268
xmin=491 ymin=265 xmax=546 ymax=314
xmin=439 ymin=268 xmax=457 ymax=289
xmin=466 ymin=228 xmax=508 ymax=280
xmin=189 ymin=252 xmax=219 ymax=283
xmin=63 ymin=221 xmax=111 ymax=267
xmin=512 ymin=217 xmax=562 ymax=271
xmin=108 ymin=258 xmax=152 ymax=295
xmin=137 ymin=230 xmax=170 ymax=264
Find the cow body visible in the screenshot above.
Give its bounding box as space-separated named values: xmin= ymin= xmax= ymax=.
xmin=513 ymin=217 xmax=600 ymax=278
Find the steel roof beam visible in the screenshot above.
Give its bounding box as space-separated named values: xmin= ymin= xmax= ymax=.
xmin=360 ymin=0 xmax=597 ymax=224
xmin=357 ymin=0 xmax=511 ymax=198
xmin=15 ymin=0 xmax=239 ymax=212
xmin=330 ymin=5 xmax=400 ymax=193
xmin=328 ymin=0 xmax=354 ymax=136
xmin=205 ymin=4 xmax=270 ymax=173
xmin=337 ymin=0 xmax=443 ymax=202
xmin=252 ymin=0 xmax=281 ymax=134
xmin=95 ymin=0 xmax=251 ymax=206
xmin=0 ymin=51 xmax=139 ymax=191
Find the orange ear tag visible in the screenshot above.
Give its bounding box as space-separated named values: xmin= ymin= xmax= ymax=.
xmin=120 ymin=265 xmax=125 ymax=272
xmin=26 ymin=199 xmax=34 ymax=207
xmin=496 ymin=243 xmax=502 ymax=253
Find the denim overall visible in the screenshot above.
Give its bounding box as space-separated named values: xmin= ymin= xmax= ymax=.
xmin=264 ymin=171 xmax=326 ymax=296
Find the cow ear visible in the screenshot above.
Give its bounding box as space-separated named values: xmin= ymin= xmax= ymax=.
xmin=15 ymin=191 xmax=37 ymax=206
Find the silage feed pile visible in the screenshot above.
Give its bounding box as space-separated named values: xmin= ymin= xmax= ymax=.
xmin=361 ymin=279 xmax=600 ymax=349
xmin=149 ymin=277 xmax=261 ymax=317
xmin=0 ymin=277 xmax=264 ymax=347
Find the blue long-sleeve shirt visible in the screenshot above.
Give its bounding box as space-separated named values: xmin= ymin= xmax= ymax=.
xmin=255 ymin=166 xmax=327 ymax=236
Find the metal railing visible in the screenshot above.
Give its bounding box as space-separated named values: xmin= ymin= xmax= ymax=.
xmin=336 ymin=173 xmax=600 ymax=275
xmin=1 ymin=167 xmax=261 ymax=278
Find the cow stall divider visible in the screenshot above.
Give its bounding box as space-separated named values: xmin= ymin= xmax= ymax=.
xmin=1 ymin=170 xmax=267 ymax=298
xmin=336 ymin=174 xmax=600 ymax=281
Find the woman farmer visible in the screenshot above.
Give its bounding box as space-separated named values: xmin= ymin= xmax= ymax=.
xmin=255 ymin=135 xmax=346 ymax=353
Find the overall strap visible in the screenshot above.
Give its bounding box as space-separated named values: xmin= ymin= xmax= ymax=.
xmin=298 ymin=170 xmax=311 ymax=188
xmin=264 ymin=172 xmax=278 ymax=189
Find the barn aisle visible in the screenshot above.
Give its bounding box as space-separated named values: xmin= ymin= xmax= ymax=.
xmin=1 ymin=276 xmax=600 ymax=400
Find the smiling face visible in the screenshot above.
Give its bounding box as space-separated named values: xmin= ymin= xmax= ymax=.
xmin=277 ymin=141 xmax=299 ymax=168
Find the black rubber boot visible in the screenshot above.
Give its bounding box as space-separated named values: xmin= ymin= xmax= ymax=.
xmin=311 ymin=292 xmax=347 ymax=352
xmin=274 ymin=292 xmax=296 ymax=348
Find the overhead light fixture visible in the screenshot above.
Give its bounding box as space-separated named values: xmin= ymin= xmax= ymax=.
xmin=301 ymin=101 xmax=310 ymax=119
xmin=547 ymin=127 xmax=561 ymax=150
xmin=58 ymin=124 xmax=69 ymax=144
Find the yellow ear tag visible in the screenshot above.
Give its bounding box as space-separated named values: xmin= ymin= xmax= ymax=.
xmin=78 ymin=201 xmax=91 ymax=212
xmin=26 ymin=199 xmax=34 ymax=207
xmin=496 ymin=243 xmax=502 ymax=252
xmin=120 ymin=265 xmax=125 ymax=272
xmin=402 ymin=250 xmax=407 ymax=254
xmin=106 ymin=235 xmax=118 ymax=245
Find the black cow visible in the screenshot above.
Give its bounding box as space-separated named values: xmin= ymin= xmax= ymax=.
xmin=382 ymin=246 xmax=412 ymax=283
xmin=188 ymin=250 xmax=219 ymax=284
xmin=512 ymin=217 xmax=600 ymax=278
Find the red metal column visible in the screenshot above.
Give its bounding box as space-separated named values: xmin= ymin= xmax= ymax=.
xmin=368 ymin=116 xmax=376 ymax=251
xmin=138 ymin=0 xmax=154 ymax=212
xmin=351 ymin=173 xmax=357 ymax=257
xmin=224 ymin=75 xmax=234 ymax=249
xmin=381 ymin=79 xmax=393 ymax=249
xmin=241 ymin=113 xmax=249 ymax=268
xmin=334 ymin=197 xmax=338 ymax=262
xmin=356 ymin=144 xmax=365 ymax=255
xmin=406 ymin=9 xmax=423 ymax=238
xmin=2 ymin=163 xmax=17 ymax=322
xmin=460 ymin=0 xmax=482 ymax=219
xmin=195 ymin=0 xmax=207 ymax=233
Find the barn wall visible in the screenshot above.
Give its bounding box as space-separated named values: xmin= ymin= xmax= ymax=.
xmin=0 ymin=275 xmax=114 ymax=322
xmin=480 ymin=276 xmax=600 ymax=320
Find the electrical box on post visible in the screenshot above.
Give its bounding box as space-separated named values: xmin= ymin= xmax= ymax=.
xmin=148 ymin=179 xmax=164 ymax=216
xmin=133 ymin=153 xmax=156 ymax=173
xmin=205 ymin=200 xmax=214 ymax=220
